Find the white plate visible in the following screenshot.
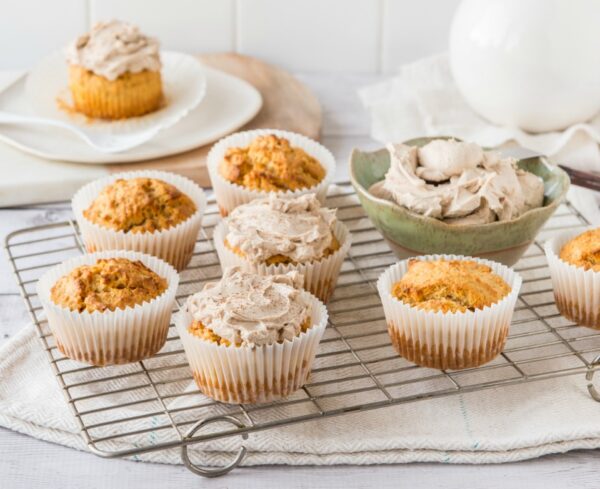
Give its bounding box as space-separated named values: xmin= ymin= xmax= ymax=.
xmin=25 ymin=50 xmax=207 ymax=140
xmin=0 ymin=64 xmax=262 ymax=164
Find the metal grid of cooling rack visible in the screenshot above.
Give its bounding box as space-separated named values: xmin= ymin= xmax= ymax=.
xmin=5 ymin=182 xmax=600 ymax=478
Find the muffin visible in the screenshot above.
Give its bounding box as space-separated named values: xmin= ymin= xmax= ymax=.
xmin=545 ymin=227 xmax=600 ymax=328
xmin=207 ymin=129 xmax=335 ymax=216
xmin=66 ymin=20 xmax=163 ymax=119
xmin=72 ymin=170 xmax=206 ymax=271
xmin=213 ymin=193 xmax=351 ymax=302
xmin=175 ymin=268 xmax=328 ymax=404
xmin=37 ymin=250 xmax=179 ymax=366
xmin=377 ymin=256 xmax=521 ymax=370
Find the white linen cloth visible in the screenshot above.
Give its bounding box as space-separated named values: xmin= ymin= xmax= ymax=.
xmin=2 ymin=323 xmax=600 ymax=466
xmin=359 ymin=54 xmax=600 ymax=225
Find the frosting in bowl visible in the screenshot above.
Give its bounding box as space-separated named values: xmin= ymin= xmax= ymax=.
xmin=66 ymin=20 xmax=161 ymax=81
xmin=225 ymin=194 xmax=337 ymax=264
xmin=186 ymin=268 xmax=312 ymax=347
xmin=370 ymin=139 xmax=544 ymax=225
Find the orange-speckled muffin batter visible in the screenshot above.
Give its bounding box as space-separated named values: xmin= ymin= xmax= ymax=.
xmin=50 ymin=258 xmax=167 ymax=313
xmin=392 ymin=259 xmax=511 ymax=313
xmin=559 ymin=228 xmax=600 ymax=272
xmin=83 ymin=177 xmax=196 ymax=233
xmin=218 ymin=135 xmax=326 ymax=192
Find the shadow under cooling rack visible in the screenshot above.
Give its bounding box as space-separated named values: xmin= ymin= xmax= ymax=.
xmin=5 ymin=182 xmax=600 ymax=477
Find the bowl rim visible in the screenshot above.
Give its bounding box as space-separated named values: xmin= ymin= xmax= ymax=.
xmin=349 ymin=138 xmax=570 ymax=231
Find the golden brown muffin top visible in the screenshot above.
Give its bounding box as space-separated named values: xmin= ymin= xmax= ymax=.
xmin=392 ymin=259 xmax=511 ymax=313
xmin=50 ymin=258 xmax=167 ymax=313
xmin=559 ymin=228 xmax=600 ymax=272
xmin=83 ymin=177 xmax=196 ymax=233
xmin=218 ymin=135 xmax=326 ymax=192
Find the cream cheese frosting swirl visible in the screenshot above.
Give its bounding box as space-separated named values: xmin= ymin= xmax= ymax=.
xmin=186 ymin=268 xmax=311 ymax=347
xmin=225 ymin=194 xmax=337 ymax=263
xmin=66 ymin=20 xmax=161 ymax=81
xmin=370 ymin=139 xmax=545 ymax=225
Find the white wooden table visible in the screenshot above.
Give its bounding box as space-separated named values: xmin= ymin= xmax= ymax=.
xmin=1 ymin=73 xmax=599 ymax=489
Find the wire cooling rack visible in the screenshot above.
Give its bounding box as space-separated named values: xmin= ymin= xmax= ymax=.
xmin=5 ymin=183 xmax=600 ymax=478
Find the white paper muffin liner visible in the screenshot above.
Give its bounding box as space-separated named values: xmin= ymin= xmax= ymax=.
xmin=36 ymin=250 xmax=179 ymax=366
xmin=545 ymin=227 xmax=600 ymax=329
xmin=175 ymin=291 xmax=328 ymax=404
xmin=206 ymin=129 xmax=335 ymax=216
xmin=72 ymin=170 xmax=207 ymax=271
xmin=213 ymin=220 xmax=350 ymax=303
xmin=377 ymin=255 xmax=522 ymax=370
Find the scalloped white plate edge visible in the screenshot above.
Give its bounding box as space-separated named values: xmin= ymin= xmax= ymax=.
xmin=0 ymin=65 xmax=262 ymax=164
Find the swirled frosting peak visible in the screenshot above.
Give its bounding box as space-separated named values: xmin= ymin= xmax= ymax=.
xmin=370 ymin=139 xmax=544 ymax=225
xmin=186 ymin=268 xmax=311 ymax=347
xmin=66 ymin=20 xmax=161 ymax=80
xmin=225 ymin=194 xmax=337 ymax=263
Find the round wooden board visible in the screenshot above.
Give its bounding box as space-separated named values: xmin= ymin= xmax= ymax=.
xmin=109 ymin=53 xmax=323 ymax=187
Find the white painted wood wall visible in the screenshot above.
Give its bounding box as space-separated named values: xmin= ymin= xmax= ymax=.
xmin=0 ymin=0 xmax=460 ymax=72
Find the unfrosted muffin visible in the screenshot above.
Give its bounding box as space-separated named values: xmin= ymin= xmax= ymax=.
xmin=207 ymin=129 xmax=335 ymax=217
xmin=392 ymin=259 xmax=511 ymax=313
xmin=219 ymin=135 xmax=326 ymax=192
xmin=83 ymin=177 xmax=197 ymax=234
xmin=51 ymin=257 xmax=167 ymax=313
xmin=213 ymin=194 xmax=351 ymax=302
xmin=73 ymin=171 xmax=206 ymax=271
xmin=559 ymin=228 xmax=600 ymax=272
xmin=37 ymin=250 xmax=179 ymax=366
xmin=175 ymin=268 xmax=328 ymax=403
xmin=545 ymin=227 xmax=600 ymax=329
xmin=378 ymin=256 xmax=521 ymax=370
xmin=66 ymin=20 xmax=163 ymax=119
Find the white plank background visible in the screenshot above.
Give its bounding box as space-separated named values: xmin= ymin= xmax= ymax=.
xmin=0 ymin=0 xmax=460 ymax=72
xmin=1 ymin=71 xmax=599 ymax=489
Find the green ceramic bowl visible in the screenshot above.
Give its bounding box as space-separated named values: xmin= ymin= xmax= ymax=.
xmin=350 ymin=137 xmax=570 ymax=266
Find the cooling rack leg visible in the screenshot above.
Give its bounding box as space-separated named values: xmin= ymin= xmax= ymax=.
xmin=180 ymin=415 xmax=249 ymax=478
xmin=585 ymin=354 xmax=600 ymax=402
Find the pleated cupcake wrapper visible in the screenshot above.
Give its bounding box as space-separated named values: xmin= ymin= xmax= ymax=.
xmin=544 ymin=228 xmax=600 ymax=329
xmin=36 ymin=250 xmax=179 ymax=366
xmin=206 ymin=129 xmax=335 ymax=216
xmin=377 ymin=255 xmax=522 ymax=370
xmin=72 ymin=170 xmax=207 ymax=271
xmin=213 ymin=220 xmax=351 ymax=303
xmin=68 ymin=66 xmax=163 ymax=119
xmin=175 ymin=292 xmax=328 ymax=404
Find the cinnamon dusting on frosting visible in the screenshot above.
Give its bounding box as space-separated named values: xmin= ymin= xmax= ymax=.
xmin=224 ymin=194 xmax=337 ymax=264
xmin=66 ymin=20 xmax=161 ymax=80
xmin=370 ymin=139 xmax=544 ymax=225
xmin=186 ymin=268 xmax=312 ymax=347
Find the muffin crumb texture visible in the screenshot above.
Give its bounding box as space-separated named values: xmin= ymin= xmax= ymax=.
xmin=84 ymin=177 xmax=196 ymax=233
xmin=219 ymin=135 xmax=326 ymax=192
xmin=559 ymin=228 xmax=600 ymax=272
xmin=50 ymin=258 xmax=167 ymax=313
xmin=392 ymin=259 xmax=511 ymax=313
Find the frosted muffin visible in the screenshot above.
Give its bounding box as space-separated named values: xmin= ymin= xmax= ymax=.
xmin=378 ymin=256 xmax=521 ymax=370
xmin=37 ymin=251 xmax=179 ymax=366
xmin=66 ymin=20 xmax=163 ymax=119
xmin=175 ymin=268 xmax=328 ymax=404
xmin=207 ymin=129 xmax=335 ymax=216
xmin=72 ymin=170 xmax=206 ymax=271
xmin=213 ymin=194 xmax=351 ymax=302
xmin=545 ymin=227 xmax=600 ymax=328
